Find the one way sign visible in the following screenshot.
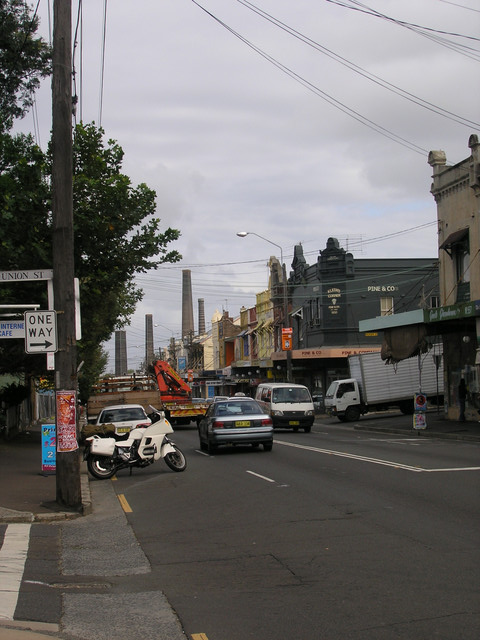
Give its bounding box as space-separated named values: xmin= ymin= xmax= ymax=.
xmin=24 ymin=310 xmax=57 ymax=354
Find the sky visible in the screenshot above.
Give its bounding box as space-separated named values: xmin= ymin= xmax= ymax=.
xmin=15 ymin=0 xmax=480 ymax=371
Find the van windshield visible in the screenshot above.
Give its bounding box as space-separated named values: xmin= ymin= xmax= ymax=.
xmin=272 ymin=387 xmax=311 ymax=403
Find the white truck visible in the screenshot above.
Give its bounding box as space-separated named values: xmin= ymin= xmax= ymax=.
xmin=324 ymin=349 xmax=444 ymax=422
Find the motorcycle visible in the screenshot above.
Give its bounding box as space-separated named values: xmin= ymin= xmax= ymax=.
xmin=84 ymin=406 xmax=187 ymax=479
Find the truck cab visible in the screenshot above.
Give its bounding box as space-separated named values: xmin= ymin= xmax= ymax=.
xmin=325 ymin=378 xmax=362 ymax=422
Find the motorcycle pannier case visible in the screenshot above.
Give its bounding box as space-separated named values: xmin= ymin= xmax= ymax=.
xmin=90 ymin=436 xmax=116 ymax=456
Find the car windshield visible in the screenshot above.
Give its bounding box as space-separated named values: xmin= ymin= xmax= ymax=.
xmin=100 ymin=408 xmax=146 ymax=423
xmin=272 ymin=387 xmax=311 ymax=403
xmin=214 ymin=401 xmax=261 ymax=416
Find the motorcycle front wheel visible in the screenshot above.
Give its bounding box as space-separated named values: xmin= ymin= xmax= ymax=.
xmin=164 ymin=446 xmax=187 ymax=472
xmin=87 ymin=454 xmax=117 ymax=479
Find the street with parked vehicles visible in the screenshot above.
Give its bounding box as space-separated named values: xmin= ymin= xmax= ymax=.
xmin=1 ymin=411 xmax=479 ymax=640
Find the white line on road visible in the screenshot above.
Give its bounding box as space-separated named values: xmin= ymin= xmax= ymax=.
xmin=246 ymin=470 xmax=276 ymax=483
xmin=0 ymin=523 xmax=31 ymax=620
xmin=274 ymin=440 xmax=480 ymax=473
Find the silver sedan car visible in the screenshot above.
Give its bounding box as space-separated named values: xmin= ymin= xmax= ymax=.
xmin=198 ymin=398 xmax=273 ymax=454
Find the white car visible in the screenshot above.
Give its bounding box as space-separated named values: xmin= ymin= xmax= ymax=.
xmin=95 ymin=404 xmax=151 ymax=435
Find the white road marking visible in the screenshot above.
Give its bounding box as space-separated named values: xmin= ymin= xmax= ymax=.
xmin=0 ymin=523 xmax=31 ymax=620
xmin=246 ymin=470 xmax=276 ymax=483
xmin=274 ymin=440 xmax=480 ymax=473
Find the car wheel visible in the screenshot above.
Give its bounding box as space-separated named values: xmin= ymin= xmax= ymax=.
xmin=304 ymin=425 xmax=311 ymax=433
xmin=207 ymin=441 xmax=217 ymax=455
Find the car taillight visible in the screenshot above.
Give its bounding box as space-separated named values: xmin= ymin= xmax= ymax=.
xmin=212 ymin=420 xmax=225 ymax=429
xmin=261 ymin=418 xmax=273 ymax=426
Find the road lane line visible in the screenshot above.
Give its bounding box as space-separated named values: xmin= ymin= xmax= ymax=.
xmin=191 ymin=634 xmax=209 ymax=639
xmin=0 ymin=523 xmax=31 ymax=620
xmin=117 ymin=493 xmax=132 ymax=512
xmin=274 ymin=440 xmax=480 ymax=472
xmin=246 ymin=470 xmax=276 ymax=483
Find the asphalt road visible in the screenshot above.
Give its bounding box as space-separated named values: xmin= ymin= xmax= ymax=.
xmin=108 ymin=418 xmax=480 ymax=640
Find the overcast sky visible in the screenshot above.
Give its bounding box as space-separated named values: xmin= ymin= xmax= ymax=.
xmin=17 ymin=0 xmax=480 ymax=370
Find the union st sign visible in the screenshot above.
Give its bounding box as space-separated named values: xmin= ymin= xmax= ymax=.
xmin=0 ymin=269 xmax=53 ymax=282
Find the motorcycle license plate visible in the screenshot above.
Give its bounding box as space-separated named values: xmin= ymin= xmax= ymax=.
xmin=234 ymin=420 xmax=251 ymax=427
xmin=289 ymin=420 xmax=300 ymax=426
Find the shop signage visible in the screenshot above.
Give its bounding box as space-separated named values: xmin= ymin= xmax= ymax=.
xmin=427 ymin=300 xmax=480 ymax=323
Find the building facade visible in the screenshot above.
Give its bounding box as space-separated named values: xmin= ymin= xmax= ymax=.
xmin=427 ymin=134 xmax=480 ymax=419
xmin=229 ymin=238 xmax=439 ymax=398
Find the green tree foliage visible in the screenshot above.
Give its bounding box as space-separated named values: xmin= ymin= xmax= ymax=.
xmin=69 ymin=123 xmax=181 ymax=401
xmin=0 ymin=3 xmax=181 ymax=401
xmin=0 ymin=123 xmax=182 ymax=399
xmin=0 ymin=131 xmax=51 ymax=376
xmin=0 ymin=0 xmax=51 ymax=133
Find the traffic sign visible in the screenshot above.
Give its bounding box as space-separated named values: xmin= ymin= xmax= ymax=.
xmin=24 ymin=310 xmax=57 ymax=353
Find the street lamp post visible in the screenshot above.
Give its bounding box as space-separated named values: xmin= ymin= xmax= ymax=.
xmin=236 ymin=231 xmax=292 ymax=382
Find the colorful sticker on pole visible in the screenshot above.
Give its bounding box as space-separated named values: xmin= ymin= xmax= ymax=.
xmin=413 ymin=412 xmax=427 ymax=430
xmin=41 ymin=424 xmax=56 ymax=473
xmin=415 ymin=393 xmax=427 ymax=412
xmin=56 ymin=390 xmax=78 ymax=452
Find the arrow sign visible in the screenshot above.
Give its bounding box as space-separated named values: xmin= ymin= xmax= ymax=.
xmin=29 ymin=340 xmax=54 ymax=349
xmin=24 ymin=311 xmax=57 ymax=354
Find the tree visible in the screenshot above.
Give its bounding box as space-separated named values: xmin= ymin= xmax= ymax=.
xmin=69 ymin=123 xmax=181 ymax=401
xmin=0 ymin=0 xmax=51 ymax=133
xmin=0 ymin=3 xmax=181 ymax=399
xmin=0 ymin=130 xmax=51 ymax=376
xmin=1 ymin=123 xmax=182 ymax=400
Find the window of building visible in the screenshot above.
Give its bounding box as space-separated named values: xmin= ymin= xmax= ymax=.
xmin=440 ymin=228 xmax=470 ymax=302
xmin=380 ymin=297 xmax=394 ymax=316
xmin=430 ymin=295 xmax=440 ymax=308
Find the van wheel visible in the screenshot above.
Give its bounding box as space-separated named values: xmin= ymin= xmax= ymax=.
xmin=304 ymin=425 xmax=311 ymax=433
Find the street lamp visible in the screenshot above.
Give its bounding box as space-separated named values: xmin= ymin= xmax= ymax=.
xmin=236 ymin=231 xmax=292 ymax=381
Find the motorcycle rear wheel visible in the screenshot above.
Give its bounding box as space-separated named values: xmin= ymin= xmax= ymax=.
xmin=87 ymin=454 xmax=117 ymax=479
xmin=164 ymin=446 xmax=187 ymax=472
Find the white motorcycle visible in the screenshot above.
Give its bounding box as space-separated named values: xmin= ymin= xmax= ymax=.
xmin=84 ymin=407 xmax=187 ymax=479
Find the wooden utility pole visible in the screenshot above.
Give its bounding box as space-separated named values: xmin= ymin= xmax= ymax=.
xmin=52 ymin=0 xmax=81 ymax=509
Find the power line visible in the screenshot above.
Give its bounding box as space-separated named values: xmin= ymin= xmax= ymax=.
xmin=234 ymin=0 xmax=480 ymax=129
xmin=191 ymin=1 xmax=437 ymax=155
xmin=326 ymin=0 xmax=480 ymax=60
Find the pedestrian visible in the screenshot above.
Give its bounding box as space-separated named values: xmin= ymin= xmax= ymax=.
xmin=458 ymin=378 xmax=467 ymax=422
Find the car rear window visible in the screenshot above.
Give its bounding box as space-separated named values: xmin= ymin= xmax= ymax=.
xmin=100 ymin=408 xmax=146 ymax=422
xmin=215 ymin=401 xmax=261 ymax=416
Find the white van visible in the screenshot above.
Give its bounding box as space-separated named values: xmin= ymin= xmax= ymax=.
xmin=255 ymin=383 xmax=315 ymax=432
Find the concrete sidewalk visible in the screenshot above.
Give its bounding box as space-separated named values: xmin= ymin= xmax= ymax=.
xmin=350 ymin=408 xmax=480 ymax=441
xmin=0 ymin=425 xmax=91 ymax=524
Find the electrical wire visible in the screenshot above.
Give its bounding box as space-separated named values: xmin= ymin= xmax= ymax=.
xmin=326 ymin=0 xmax=480 ymax=60
xmin=234 ymin=0 xmax=480 ymax=129
xmin=191 ymin=0 xmax=429 ymax=155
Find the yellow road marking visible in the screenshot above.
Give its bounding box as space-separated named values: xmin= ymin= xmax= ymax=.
xmin=191 ymin=634 xmax=209 ymax=640
xmin=117 ymin=494 xmax=132 ymax=513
